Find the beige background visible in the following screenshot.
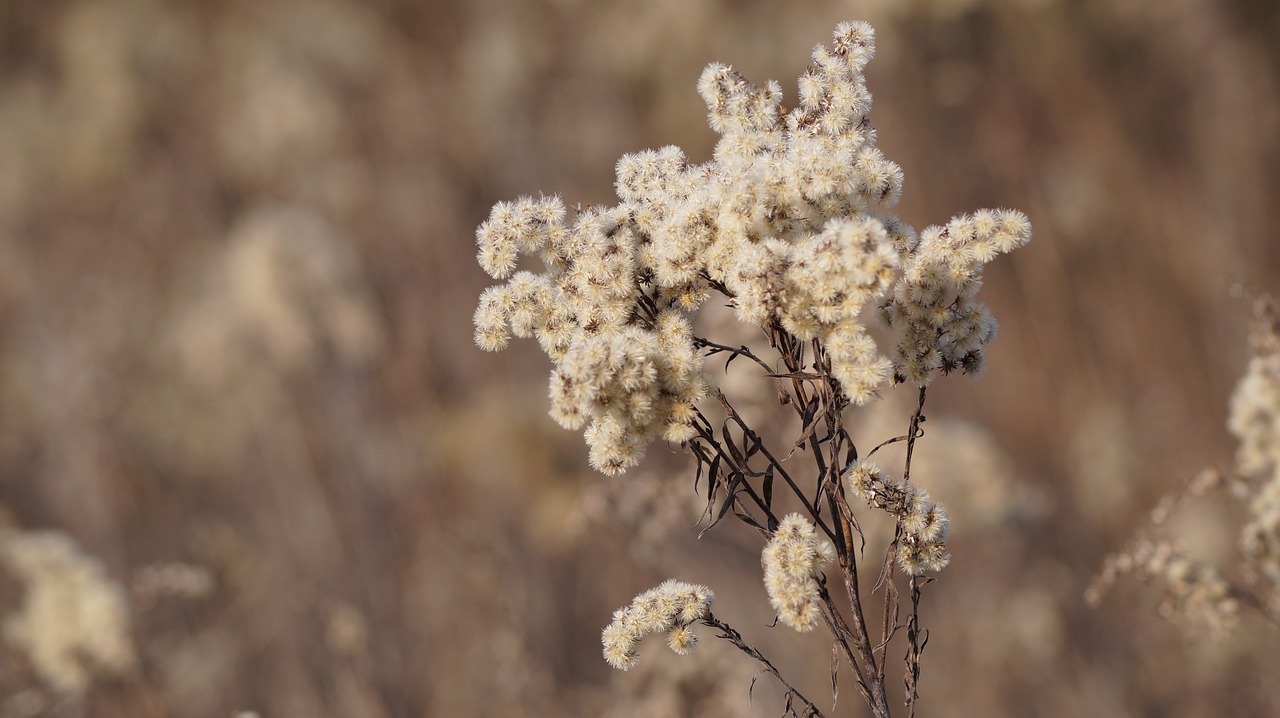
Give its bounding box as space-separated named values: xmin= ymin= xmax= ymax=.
xmin=0 ymin=0 xmax=1277 ymax=715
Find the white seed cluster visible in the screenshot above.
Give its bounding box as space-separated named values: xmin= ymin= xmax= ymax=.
xmin=762 ymin=514 xmax=836 ymax=631
xmin=880 ymin=210 xmax=1031 ymax=384
xmin=847 ymin=460 xmax=950 ymax=575
xmin=601 ymin=580 xmax=715 ymax=670
xmin=474 ymin=20 xmax=1031 ymax=472
xmin=474 ymin=198 xmax=708 ymax=474
xmin=1227 ymin=299 xmax=1280 ymax=603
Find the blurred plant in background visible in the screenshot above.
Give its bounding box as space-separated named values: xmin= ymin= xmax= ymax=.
xmin=1090 ymin=293 xmax=1280 ymax=635
xmin=0 ymin=527 xmax=135 ymax=697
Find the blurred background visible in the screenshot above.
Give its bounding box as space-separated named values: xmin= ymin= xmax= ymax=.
xmin=0 ymin=0 xmax=1277 ymax=715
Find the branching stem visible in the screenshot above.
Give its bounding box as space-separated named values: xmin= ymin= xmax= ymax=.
xmin=703 ymin=614 xmax=826 ymax=717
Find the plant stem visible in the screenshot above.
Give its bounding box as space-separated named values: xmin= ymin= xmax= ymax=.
xmin=703 ymin=614 xmax=826 ymax=717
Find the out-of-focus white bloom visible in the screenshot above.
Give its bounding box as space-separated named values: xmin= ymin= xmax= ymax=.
xmin=1 ymin=530 xmax=136 ymax=694
xmin=1091 ymin=296 xmax=1280 ymax=629
xmin=1228 ymin=298 xmax=1280 ymax=608
xmin=1088 ymin=539 xmax=1239 ymax=637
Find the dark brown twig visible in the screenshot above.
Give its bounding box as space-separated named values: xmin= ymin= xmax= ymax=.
xmin=703 ymin=614 xmax=826 ymax=717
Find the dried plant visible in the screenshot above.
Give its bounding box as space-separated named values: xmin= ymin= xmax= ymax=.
xmin=1090 ymin=292 xmax=1280 ymax=634
xmin=473 ymin=21 xmax=1030 ymax=717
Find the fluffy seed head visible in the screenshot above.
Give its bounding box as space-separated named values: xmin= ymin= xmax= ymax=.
xmin=762 ymin=514 xmax=836 ymax=632
xmin=601 ymin=580 xmax=715 ymax=670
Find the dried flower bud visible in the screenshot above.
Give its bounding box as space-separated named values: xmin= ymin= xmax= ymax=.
xmin=846 ymin=462 xmax=950 ymax=575
xmin=846 ymin=459 xmax=885 ymax=500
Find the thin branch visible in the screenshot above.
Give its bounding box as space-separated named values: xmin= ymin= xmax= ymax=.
xmin=710 ymin=393 xmax=836 ymax=542
xmin=828 ymin=492 xmax=892 ymax=718
xmin=876 ymin=553 xmax=900 ymax=685
xmin=690 ymin=421 xmax=775 ymax=534
xmin=866 ymin=433 xmax=912 ymax=460
xmin=874 ymin=387 xmax=927 ymax=679
xmin=904 ymin=576 xmax=932 ymax=717
xmin=694 ymin=336 xmax=775 ymax=374
xmin=703 ymin=614 xmax=826 ymax=718
xmin=818 ymin=582 xmax=871 ymax=703
xmin=902 ymin=386 xmax=927 ymax=486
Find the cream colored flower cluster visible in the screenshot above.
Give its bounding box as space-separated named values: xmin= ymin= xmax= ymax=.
xmin=474 ymin=20 xmax=1030 ymax=472
xmin=475 ymin=198 xmax=708 ymax=475
xmin=601 ymin=580 xmax=715 ymax=670
xmin=762 ymin=514 xmax=836 ymax=631
xmin=880 ymin=210 xmax=1031 ymax=384
xmin=547 ymin=314 xmax=704 ymax=473
xmin=848 ymin=460 xmax=950 ymax=575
